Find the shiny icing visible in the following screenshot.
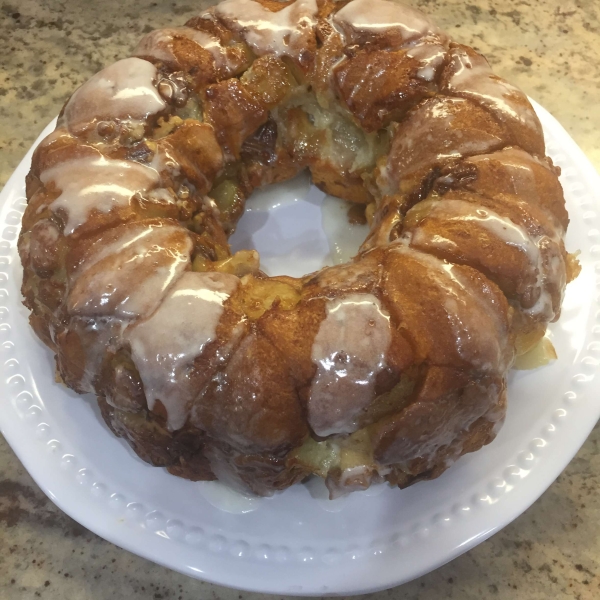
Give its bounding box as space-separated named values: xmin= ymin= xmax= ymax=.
xmin=443 ymin=46 xmax=542 ymax=144
xmin=214 ymin=0 xmax=318 ymax=61
xmin=406 ymin=42 xmax=448 ymax=81
xmin=435 ymin=146 xmax=546 ymax=197
xmin=67 ymin=222 xmax=193 ymax=319
xmin=525 ymin=237 xmax=566 ymax=320
xmin=126 ymin=271 xmax=239 ymax=431
xmin=468 ymin=148 xmax=554 ymax=206
xmin=404 ymin=198 xmax=562 ymax=317
xmin=197 ymin=480 xmax=261 ymax=513
xmin=134 ymin=27 xmax=226 ymax=67
xmin=63 ymin=57 xmax=166 ymax=134
xmin=392 ymin=244 xmax=511 ymax=372
xmin=377 ymin=97 xmax=507 ymax=194
xmin=308 ymin=294 xmax=391 ymax=436
xmin=333 ymin=0 xmax=441 ymax=46
xmin=409 ymin=198 xmax=539 ymax=261
xmin=40 ymin=154 xmax=162 ymax=235
xmin=19 ymin=0 xmax=571 ymax=496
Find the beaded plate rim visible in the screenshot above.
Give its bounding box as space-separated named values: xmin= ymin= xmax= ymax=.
xmin=1 ymin=100 xmax=600 ymax=595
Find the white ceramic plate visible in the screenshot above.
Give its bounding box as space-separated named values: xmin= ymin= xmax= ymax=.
xmin=1 ymin=101 xmax=600 ymax=596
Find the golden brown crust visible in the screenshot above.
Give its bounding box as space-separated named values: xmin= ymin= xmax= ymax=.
xmin=440 ymin=44 xmax=545 ymax=156
xmin=204 ymin=79 xmax=269 ymax=159
xmin=156 ymin=121 xmax=224 ymax=193
xmin=310 ymin=161 xmax=374 ymax=203
xmin=18 ymin=0 xmax=574 ymax=498
xmin=371 ymin=367 xmax=503 ymax=466
xmin=377 ymin=96 xmax=511 ymax=200
xmin=380 ymin=248 xmax=513 ymax=369
xmin=192 ymin=331 xmax=309 ymax=452
xmin=334 ymin=49 xmax=436 ymax=132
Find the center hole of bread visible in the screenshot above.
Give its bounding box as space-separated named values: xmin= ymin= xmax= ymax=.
xmin=228 ymin=171 xmax=370 ymax=278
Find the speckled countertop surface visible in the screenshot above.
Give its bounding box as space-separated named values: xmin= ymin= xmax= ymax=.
xmin=1 ymin=0 xmax=599 ymax=598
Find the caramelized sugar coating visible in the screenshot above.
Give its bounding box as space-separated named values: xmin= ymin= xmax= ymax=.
xmin=19 ymin=0 xmax=577 ymax=498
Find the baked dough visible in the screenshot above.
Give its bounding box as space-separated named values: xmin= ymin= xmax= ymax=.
xmin=18 ymin=0 xmax=578 ymax=497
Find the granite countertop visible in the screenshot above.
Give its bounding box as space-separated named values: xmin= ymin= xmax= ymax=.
xmin=1 ymin=1 xmax=599 ymax=598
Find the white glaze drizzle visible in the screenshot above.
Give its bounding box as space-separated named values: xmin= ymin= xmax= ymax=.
xmin=34 ymin=127 xmax=74 ymax=153
xmin=435 ymin=146 xmax=544 ymax=200
xmin=67 ymin=222 xmax=193 ymax=319
xmin=214 ymin=0 xmax=317 ymax=61
xmin=196 ymin=480 xmax=262 ymax=513
xmin=134 ymin=27 xmax=230 ymax=72
xmin=28 ymin=0 xmax=566 ymax=492
xmin=308 ymin=293 xmax=391 ymax=436
xmin=63 ymin=57 xmax=166 ymax=134
xmin=409 ymin=199 xmax=540 ymax=266
xmin=435 ymin=147 xmax=565 ymax=237
xmin=150 ymin=145 xmax=183 ymax=179
xmin=524 ymin=236 xmax=566 ymax=320
xmin=443 ymin=47 xmax=541 ymax=138
xmin=377 ymin=97 xmax=505 ymax=194
xmin=392 ymin=244 xmax=510 ymax=372
xmin=406 ymin=42 xmax=447 ymax=81
xmin=333 ymin=0 xmax=441 ymax=46
xmin=405 ymin=198 xmax=562 ymax=318
xmin=68 ymin=317 xmax=128 ymax=394
xmin=28 ymin=219 xmax=60 ymax=270
xmin=467 ymin=147 xmax=547 ymax=200
xmin=40 ymin=154 xmax=161 ymax=235
xmin=127 ymin=271 xmax=239 ymax=431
